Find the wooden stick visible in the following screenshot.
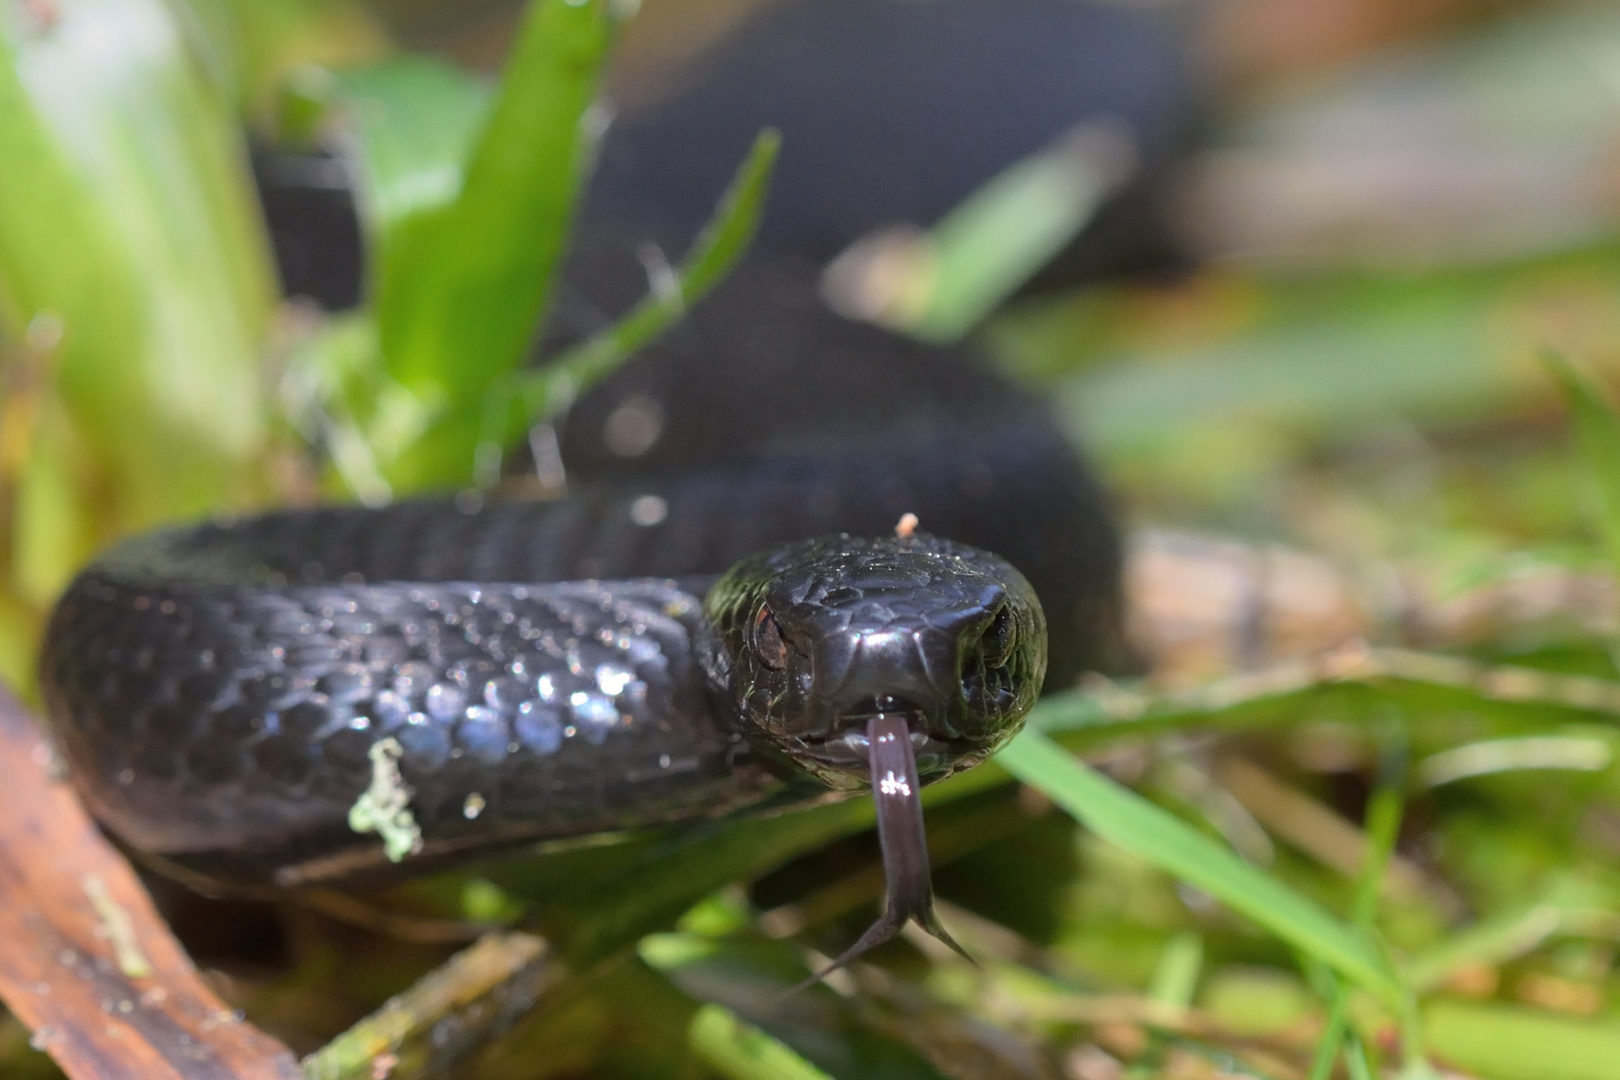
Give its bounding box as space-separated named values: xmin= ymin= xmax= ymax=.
xmin=0 ymin=683 xmax=300 ymax=1080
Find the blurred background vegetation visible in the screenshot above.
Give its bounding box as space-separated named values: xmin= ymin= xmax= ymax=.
xmin=10 ymin=0 xmax=1620 ymax=1078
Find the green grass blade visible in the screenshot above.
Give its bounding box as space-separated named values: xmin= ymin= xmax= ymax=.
xmin=297 ymin=25 xmax=774 ymax=493
xmin=1309 ymin=736 xmax=1408 ymax=1079
xmin=996 ymin=730 xmax=1401 ymax=1004
xmin=907 ymin=126 xmax=1129 ymax=344
xmin=1546 ymin=352 xmax=1620 ymax=589
xmin=515 ymin=128 xmax=781 ymax=428
xmin=1306 ymin=985 xmax=1352 ymax=1080
xmin=1405 ymin=902 xmax=1564 ymax=992
xmin=1027 ymin=648 xmax=1620 ymax=752
xmin=376 ymin=0 xmax=615 ymax=428
xmin=1147 ymin=931 xmax=1203 ymax=1012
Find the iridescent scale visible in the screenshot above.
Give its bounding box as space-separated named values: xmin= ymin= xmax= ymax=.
xmin=43 ymin=569 xmax=767 ymax=885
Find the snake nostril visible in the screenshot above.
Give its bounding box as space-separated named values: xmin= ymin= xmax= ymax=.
xmin=978 ymin=605 xmax=1015 ymax=669
xmin=960 ymin=604 xmax=1016 ymax=700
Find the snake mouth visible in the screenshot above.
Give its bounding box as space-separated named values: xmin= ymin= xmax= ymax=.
xmin=796 ymin=697 xmax=965 ymax=777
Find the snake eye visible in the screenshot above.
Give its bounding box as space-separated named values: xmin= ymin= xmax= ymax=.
xmin=978 ymin=605 xmax=1015 ymax=670
xmin=753 ymin=607 xmax=789 ymax=670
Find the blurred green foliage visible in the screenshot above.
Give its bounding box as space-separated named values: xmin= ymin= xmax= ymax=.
xmin=0 ymin=0 xmax=279 ymax=690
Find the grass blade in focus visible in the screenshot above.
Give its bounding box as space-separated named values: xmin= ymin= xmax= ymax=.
xmin=996 ymin=730 xmax=1401 ymax=1004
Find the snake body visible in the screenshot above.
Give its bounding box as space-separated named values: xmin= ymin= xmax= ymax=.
xmin=40 ymin=364 xmax=1111 ymax=890
xmin=38 ymin=0 xmax=1188 ymax=962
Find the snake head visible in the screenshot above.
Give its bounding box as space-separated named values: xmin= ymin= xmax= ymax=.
xmin=702 ymin=531 xmax=1046 ymax=790
xmin=704 ymin=531 xmax=1046 ymax=983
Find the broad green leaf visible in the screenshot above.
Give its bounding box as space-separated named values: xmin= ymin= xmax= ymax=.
xmin=332 ymin=57 xmax=491 ymax=291
xmin=375 ymin=0 xmax=616 ymax=487
xmin=293 ymin=23 xmax=774 ymax=495
xmin=0 ymin=0 xmax=276 ymax=533
xmin=996 ymin=730 xmax=1401 ymax=1004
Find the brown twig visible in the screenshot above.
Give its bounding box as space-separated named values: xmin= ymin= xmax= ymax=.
xmin=0 ymin=682 xmax=301 ymax=1080
xmin=302 ymin=932 xmax=558 ymax=1080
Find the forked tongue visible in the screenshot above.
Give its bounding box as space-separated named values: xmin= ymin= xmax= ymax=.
xmin=792 ymin=712 xmax=971 ymax=990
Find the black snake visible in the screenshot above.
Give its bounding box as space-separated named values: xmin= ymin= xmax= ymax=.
xmin=38 ymin=0 xmax=1192 ymax=972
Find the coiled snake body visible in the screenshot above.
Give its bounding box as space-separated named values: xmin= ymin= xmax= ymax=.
xmin=37 ymin=0 xmax=1175 ymax=968
xmin=39 ymin=348 xmax=1119 ymax=965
